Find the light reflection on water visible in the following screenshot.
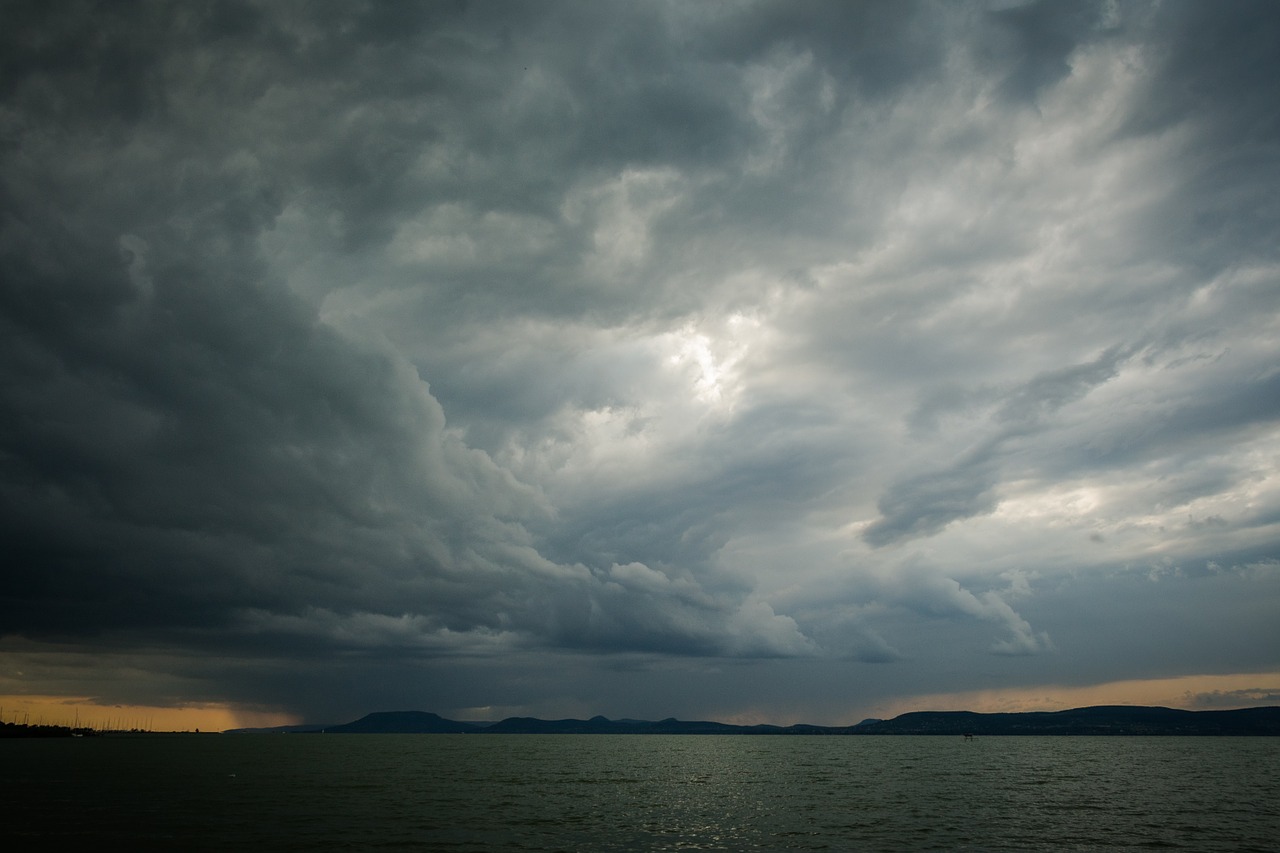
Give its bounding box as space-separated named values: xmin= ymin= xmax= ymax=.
xmin=5 ymin=734 xmax=1278 ymax=850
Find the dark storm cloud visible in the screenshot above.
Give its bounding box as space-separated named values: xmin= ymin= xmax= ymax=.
xmin=3 ymin=0 xmax=1279 ymax=723
xmin=1188 ymin=687 xmax=1280 ymax=710
xmin=0 ymin=1 xmax=811 ymax=656
xmin=981 ymin=0 xmax=1109 ymax=102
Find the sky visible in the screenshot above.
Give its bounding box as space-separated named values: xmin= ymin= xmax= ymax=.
xmin=2 ymin=0 xmax=1279 ymax=731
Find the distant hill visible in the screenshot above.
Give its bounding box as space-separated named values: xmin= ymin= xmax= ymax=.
xmin=323 ymin=711 xmax=481 ymax=734
xmin=852 ymin=705 xmax=1280 ymax=736
xmin=481 ymin=715 xmax=831 ymax=735
xmin=226 ymin=705 xmax=1280 ymax=736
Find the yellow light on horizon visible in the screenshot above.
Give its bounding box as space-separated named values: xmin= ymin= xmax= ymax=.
xmin=870 ymin=672 xmax=1280 ymax=720
xmin=0 ymin=696 xmax=299 ymax=732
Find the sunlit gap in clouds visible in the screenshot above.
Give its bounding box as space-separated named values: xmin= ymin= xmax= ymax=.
xmin=551 ymin=310 xmax=771 ymax=489
xmin=663 ymin=312 xmax=764 ymax=410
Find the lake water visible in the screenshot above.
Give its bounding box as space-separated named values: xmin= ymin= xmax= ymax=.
xmin=4 ymin=734 xmax=1278 ymax=850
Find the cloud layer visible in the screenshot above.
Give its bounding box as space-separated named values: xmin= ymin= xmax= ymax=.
xmin=2 ymin=0 xmax=1278 ymax=724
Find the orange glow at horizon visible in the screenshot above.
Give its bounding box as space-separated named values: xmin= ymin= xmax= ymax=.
xmin=869 ymin=672 xmax=1280 ymax=720
xmin=0 ymin=696 xmax=299 ymax=732
xmin=3 ymin=672 xmax=1277 ymax=733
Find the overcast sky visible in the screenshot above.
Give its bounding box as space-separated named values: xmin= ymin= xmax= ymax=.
xmin=3 ymin=0 xmax=1279 ymax=728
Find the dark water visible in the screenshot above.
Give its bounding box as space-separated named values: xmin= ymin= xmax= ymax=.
xmin=4 ymin=734 xmax=1278 ymax=850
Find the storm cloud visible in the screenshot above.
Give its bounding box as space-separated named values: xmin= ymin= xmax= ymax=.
xmin=2 ymin=0 xmax=1278 ymax=725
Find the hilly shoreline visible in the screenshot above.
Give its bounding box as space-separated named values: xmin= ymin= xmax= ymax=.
xmin=226 ymin=705 xmax=1280 ymax=736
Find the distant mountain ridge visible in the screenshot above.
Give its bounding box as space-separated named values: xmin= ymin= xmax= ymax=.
xmin=851 ymin=705 xmax=1280 ymax=736
xmin=227 ymin=705 xmax=1280 ymax=735
xmin=325 ymin=711 xmax=476 ymax=734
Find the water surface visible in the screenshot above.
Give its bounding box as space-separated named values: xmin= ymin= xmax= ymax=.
xmin=5 ymin=734 xmax=1278 ymax=850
